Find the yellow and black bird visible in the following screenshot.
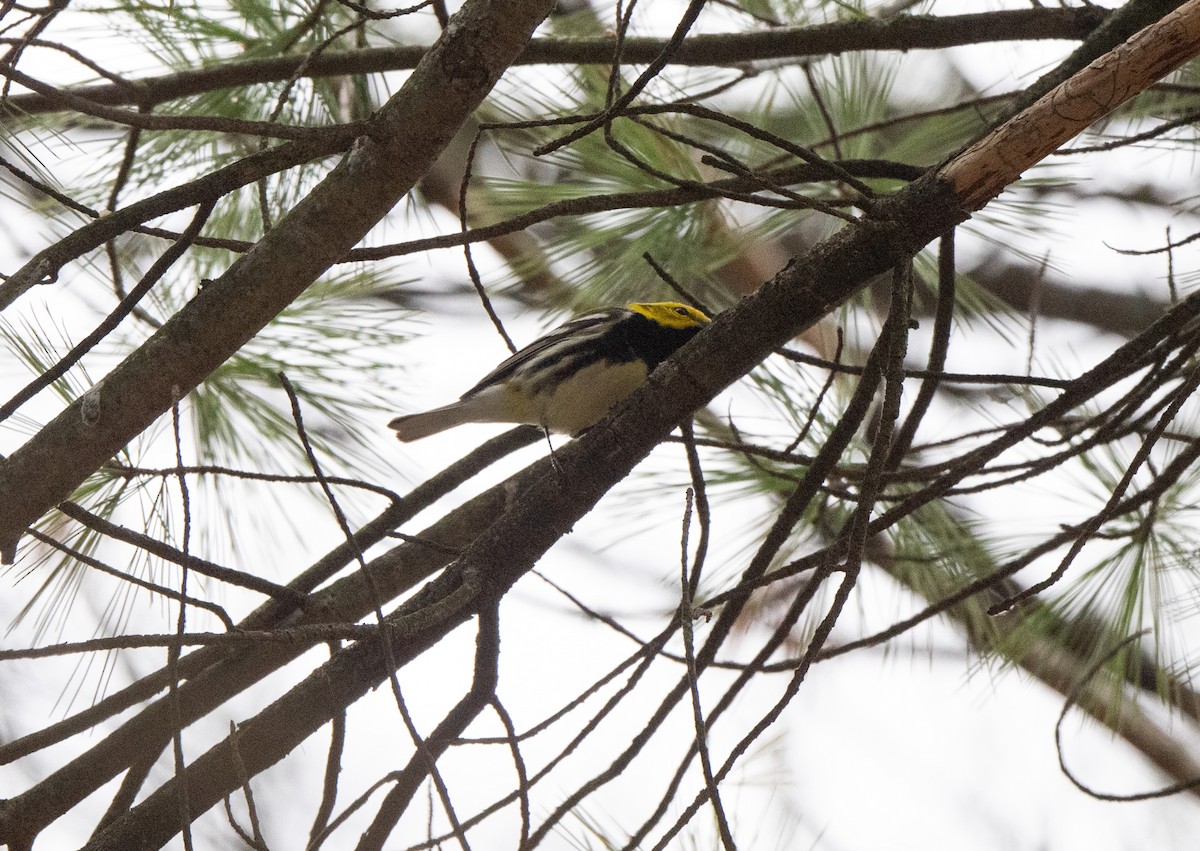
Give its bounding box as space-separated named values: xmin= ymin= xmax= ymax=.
xmin=388 ymin=301 xmax=710 ymax=441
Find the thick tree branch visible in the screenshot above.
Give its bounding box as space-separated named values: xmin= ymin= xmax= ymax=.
xmin=1007 ymin=0 xmax=1189 ymax=115
xmin=940 ymin=2 xmax=1200 ymax=210
xmin=2 ymin=8 xmax=1110 ymax=117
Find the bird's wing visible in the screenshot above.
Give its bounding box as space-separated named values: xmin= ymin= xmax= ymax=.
xmin=461 ymin=308 xmax=629 ymax=398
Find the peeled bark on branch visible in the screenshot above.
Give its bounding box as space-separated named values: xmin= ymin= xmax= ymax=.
xmin=939 ymin=0 xmax=1200 ymax=209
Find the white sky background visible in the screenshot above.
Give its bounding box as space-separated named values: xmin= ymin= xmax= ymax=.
xmin=5 ymin=1 xmax=1200 ymax=849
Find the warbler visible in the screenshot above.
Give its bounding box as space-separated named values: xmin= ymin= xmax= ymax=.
xmin=388 ymin=301 xmax=711 ymax=441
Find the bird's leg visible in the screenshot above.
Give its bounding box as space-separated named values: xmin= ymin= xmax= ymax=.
xmin=543 ymin=426 xmax=563 ymax=474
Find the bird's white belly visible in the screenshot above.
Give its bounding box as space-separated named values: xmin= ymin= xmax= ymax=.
xmin=532 ymin=359 xmax=650 ymax=435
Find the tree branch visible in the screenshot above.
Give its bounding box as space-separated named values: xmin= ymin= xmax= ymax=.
xmin=2 ymin=8 xmax=1110 ymax=117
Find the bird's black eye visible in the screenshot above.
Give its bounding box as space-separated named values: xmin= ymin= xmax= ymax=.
xmin=675 ymin=307 xmax=688 ymax=316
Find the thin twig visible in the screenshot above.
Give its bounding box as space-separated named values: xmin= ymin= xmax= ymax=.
xmin=677 ymin=486 xmax=735 ymax=850
xmin=168 ymin=395 xmax=196 ymax=851
xmin=225 ymin=721 xmax=270 ymax=850
xmin=307 ymin=648 xmax=345 ymax=844
xmin=459 ymin=125 xmax=516 ymax=352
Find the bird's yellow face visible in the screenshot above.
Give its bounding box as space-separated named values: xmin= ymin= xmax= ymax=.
xmin=627 ymin=301 xmax=711 ymax=330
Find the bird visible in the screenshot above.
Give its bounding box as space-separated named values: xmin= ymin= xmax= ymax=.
xmin=388 ymin=301 xmax=711 ymax=441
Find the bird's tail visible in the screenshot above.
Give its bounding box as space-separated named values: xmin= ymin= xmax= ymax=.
xmin=388 ymin=387 xmax=520 ymax=442
xmin=387 ymin=401 xmax=477 ymax=442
